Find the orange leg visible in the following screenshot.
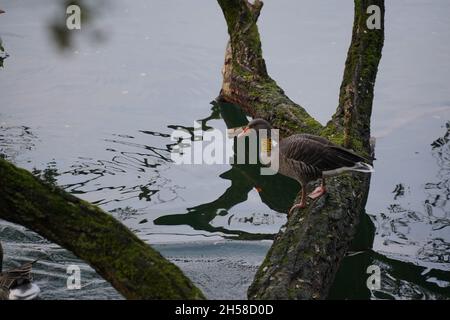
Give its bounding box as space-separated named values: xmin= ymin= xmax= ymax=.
xmin=288 ymin=187 xmax=306 ymax=216
xmin=308 ymin=178 xmax=327 ymax=199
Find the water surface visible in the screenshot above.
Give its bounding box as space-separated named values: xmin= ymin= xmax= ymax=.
xmin=0 ymin=0 xmax=449 ymax=299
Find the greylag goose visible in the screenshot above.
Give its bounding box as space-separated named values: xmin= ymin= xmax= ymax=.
xmin=0 ymin=241 xmax=41 ymax=300
xmin=238 ymin=119 xmax=373 ymax=216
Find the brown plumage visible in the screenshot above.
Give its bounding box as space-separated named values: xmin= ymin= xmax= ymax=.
xmin=0 ymin=241 xmax=40 ymax=300
xmin=239 ymin=119 xmax=374 ymax=215
xmin=279 ymin=133 xmax=370 ymax=178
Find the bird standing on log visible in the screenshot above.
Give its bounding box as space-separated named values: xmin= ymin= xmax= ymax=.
xmin=0 ymin=241 xmax=41 ymax=300
xmin=238 ymin=119 xmax=374 ymax=216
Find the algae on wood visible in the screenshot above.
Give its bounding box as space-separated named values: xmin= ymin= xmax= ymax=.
xmin=216 ymin=0 xmax=385 ymax=299
xmin=0 ymin=158 xmax=204 ymax=300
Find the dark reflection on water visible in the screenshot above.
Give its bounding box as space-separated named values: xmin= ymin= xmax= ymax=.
xmin=1 ymin=0 xmax=448 ymax=300
xmin=2 ymin=110 xmax=449 ymax=299
xmin=331 ymin=122 xmax=450 ymax=299
xmin=0 ymin=125 xmax=36 ymax=162
xmin=154 ymin=101 xmax=298 ymax=240
xmin=53 ymin=104 xmax=224 ymax=213
xmin=373 ymin=122 xmax=450 ymax=263
xmin=0 ymin=40 xmax=8 ymax=67
xmin=0 ymin=102 xmax=291 ymax=240
xmin=154 ymin=162 xmax=297 ymax=240
xmin=1 ymin=109 xmax=449 ymax=299
xmin=59 ymin=129 xmax=177 ymax=206
xmin=330 ymin=250 xmax=450 ymax=300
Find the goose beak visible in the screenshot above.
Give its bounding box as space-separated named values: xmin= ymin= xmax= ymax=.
xmin=237 ymin=126 xmax=251 ymax=138
xmin=0 ymin=10 xmax=5 ymax=14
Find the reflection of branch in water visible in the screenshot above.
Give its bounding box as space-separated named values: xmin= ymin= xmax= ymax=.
xmin=0 ymin=125 xmax=177 ymax=208
xmin=0 ymin=108 xmax=227 ymax=218
xmin=46 ymin=101 xmax=286 ymax=239
xmin=392 ymin=183 xmax=406 ymax=200
xmin=0 ymin=126 xmax=180 ymax=211
xmin=166 ymin=103 xmax=222 ymax=142
xmin=0 ymin=35 xmax=9 ymax=67
xmin=155 ymin=101 xmax=300 ymax=240
xmin=353 ymin=122 xmax=450 ymax=299
xmin=425 ymin=122 xmax=450 ymax=234
xmin=375 ymin=122 xmax=450 ymax=257
xmin=154 ymin=163 xmax=298 ymax=240
xmin=331 ymin=122 xmax=450 ymax=299
xmin=0 ymin=126 xmax=37 ymax=163
xmin=427 ymin=121 xmax=450 ymax=219
xmin=56 ymin=130 xmax=179 ymax=206
xmin=330 ymin=249 xmax=450 ymax=299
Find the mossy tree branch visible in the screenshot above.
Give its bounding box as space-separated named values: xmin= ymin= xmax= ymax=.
xmin=324 ymin=0 xmax=385 ymax=155
xmin=216 ymin=0 xmax=384 ymax=299
xmin=0 ymin=158 xmax=204 ymax=300
xmin=217 ymin=0 xmax=322 ymax=137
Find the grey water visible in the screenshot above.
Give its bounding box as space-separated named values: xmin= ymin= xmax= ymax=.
xmin=0 ymin=0 xmax=449 ymax=299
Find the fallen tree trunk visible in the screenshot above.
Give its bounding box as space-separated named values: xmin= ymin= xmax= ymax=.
xmin=216 ymin=0 xmax=384 ymax=299
xmin=0 ymin=158 xmax=204 ymax=300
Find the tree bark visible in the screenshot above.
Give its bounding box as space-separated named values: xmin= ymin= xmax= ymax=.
xmin=217 ymin=0 xmax=322 ymax=138
xmin=216 ymin=0 xmax=384 ymax=299
xmin=0 ymin=158 xmax=204 ymax=300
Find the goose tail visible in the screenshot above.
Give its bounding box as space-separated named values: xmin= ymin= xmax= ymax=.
xmin=350 ymin=162 xmax=374 ymax=173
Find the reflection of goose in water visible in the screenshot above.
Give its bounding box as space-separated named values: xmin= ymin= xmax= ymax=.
xmin=0 ymin=242 xmax=40 ymax=300
xmin=238 ymin=119 xmax=374 ymax=215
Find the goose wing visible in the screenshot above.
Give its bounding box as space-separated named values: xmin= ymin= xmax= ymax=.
xmin=280 ymin=134 xmax=367 ymax=171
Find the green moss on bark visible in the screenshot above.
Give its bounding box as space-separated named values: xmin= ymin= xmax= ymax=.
xmin=216 ymin=0 xmax=384 ymax=300
xmin=0 ymin=158 xmax=205 ymax=300
xmin=326 ymin=0 xmax=384 ymax=154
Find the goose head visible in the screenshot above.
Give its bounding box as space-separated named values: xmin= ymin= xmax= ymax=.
xmin=237 ymin=118 xmax=272 ymax=138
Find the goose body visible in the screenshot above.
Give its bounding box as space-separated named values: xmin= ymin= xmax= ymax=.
xmin=239 ymin=119 xmax=373 ymax=215
xmin=0 ymin=242 xmax=41 ymax=300
xmin=278 ymin=133 xmax=373 ymax=182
